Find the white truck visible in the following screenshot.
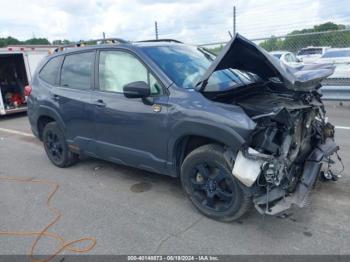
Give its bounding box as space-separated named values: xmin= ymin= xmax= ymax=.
xmin=0 ymin=45 xmax=58 ymax=115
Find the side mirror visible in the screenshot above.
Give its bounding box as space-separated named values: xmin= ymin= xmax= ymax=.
xmin=123 ymin=81 xmax=150 ymax=99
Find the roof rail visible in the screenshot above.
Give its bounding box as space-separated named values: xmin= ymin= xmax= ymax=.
xmin=87 ymin=38 xmax=129 ymax=44
xmin=54 ymin=38 xmax=129 ymax=52
xmin=137 ymin=39 xmax=183 ymax=44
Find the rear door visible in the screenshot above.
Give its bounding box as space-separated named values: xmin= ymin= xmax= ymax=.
xmin=91 ymin=49 xmax=169 ymax=173
xmin=51 ymin=51 xmax=96 ymax=152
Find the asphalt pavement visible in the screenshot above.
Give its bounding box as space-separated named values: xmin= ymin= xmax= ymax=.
xmin=0 ymin=102 xmax=349 ymax=256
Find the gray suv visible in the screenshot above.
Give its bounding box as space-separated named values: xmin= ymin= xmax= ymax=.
xmin=27 ymin=34 xmax=339 ymax=221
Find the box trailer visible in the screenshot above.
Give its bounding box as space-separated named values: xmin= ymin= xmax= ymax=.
xmin=0 ymin=45 xmax=58 ymax=115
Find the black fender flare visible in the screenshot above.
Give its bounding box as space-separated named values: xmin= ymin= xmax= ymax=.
xmin=37 ymin=105 xmax=66 ymax=134
xmin=167 ymin=119 xmax=247 ymax=166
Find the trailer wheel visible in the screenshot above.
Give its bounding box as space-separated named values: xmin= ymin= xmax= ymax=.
xmin=43 ymin=122 xmax=79 ymax=168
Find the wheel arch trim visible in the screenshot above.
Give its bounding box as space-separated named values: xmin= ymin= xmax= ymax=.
xmin=167 ymin=120 xmax=247 ymax=175
xmin=36 ymin=105 xmax=66 ymax=137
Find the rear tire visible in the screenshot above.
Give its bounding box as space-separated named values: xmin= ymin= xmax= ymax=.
xmin=181 ymin=144 xmax=251 ymax=222
xmin=42 ymin=122 xmax=79 ymax=168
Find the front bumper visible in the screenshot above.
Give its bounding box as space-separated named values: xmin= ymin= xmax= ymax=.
xmin=254 ymin=138 xmax=339 ymax=215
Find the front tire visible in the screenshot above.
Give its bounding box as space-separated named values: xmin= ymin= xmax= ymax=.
xmin=181 ymin=144 xmax=251 ymax=222
xmin=43 ymin=122 xmax=79 ymax=168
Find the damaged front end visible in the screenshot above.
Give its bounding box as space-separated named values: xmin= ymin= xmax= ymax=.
xmin=232 ymin=92 xmax=340 ymax=215
xmin=197 ymin=33 xmax=341 ymax=216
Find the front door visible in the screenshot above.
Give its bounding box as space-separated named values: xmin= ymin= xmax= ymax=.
xmin=92 ymin=50 xmax=169 ymax=173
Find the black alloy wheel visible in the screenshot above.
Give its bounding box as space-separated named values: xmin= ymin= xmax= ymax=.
xmin=181 ymin=144 xmax=252 ymax=221
xmin=190 ymin=163 xmax=235 ymax=212
xmin=43 ymin=122 xmax=79 ymax=168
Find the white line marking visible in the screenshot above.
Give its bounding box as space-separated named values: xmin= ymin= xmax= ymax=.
xmin=0 ymin=127 xmax=34 ymax=137
xmin=335 ymin=126 xmax=350 ymax=130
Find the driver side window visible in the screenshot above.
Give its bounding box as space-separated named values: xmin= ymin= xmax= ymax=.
xmin=98 ymin=50 xmax=162 ymax=95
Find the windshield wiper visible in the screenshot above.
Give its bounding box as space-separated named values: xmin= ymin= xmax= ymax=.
xmin=195 ymin=79 xmax=208 ymax=90
xmin=197 ymin=47 xmax=216 ymax=61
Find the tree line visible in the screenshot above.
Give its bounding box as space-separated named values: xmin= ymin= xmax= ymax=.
xmin=1 ymin=22 xmax=349 ymax=52
xmin=205 ymin=22 xmax=350 ymax=54
xmin=0 ymin=37 xmax=72 ymax=47
xmin=259 ymin=22 xmax=350 ymax=52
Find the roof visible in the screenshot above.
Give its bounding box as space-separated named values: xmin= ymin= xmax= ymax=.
xmin=132 ymin=41 xmax=184 ymax=48
xmin=269 ymin=51 xmax=291 ymax=55
xmin=0 ymin=45 xmax=59 ymax=53
xmin=5 ymin=45 xmax=59 ymax=48
xmin=301 ymin=46 xmax=330 ymax=49
xmin=324 ymin=47 xmax=350 ymax=51
xmin=48 ymin=39 xmax=185 ymax=57
xmin=48 ymin=38 xmax=184 ymax=54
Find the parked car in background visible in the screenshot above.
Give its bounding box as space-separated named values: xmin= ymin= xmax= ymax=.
xmin=297 ymin=46 xmax=329 ymax=64
xmin=315 ymin=48 xmax=350 ymax=81
xmin=270 ymin=51 xmax=303 ymax=68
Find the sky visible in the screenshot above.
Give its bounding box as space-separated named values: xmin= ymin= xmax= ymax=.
xmin=0 ymin=0 xmax=349 ymax=44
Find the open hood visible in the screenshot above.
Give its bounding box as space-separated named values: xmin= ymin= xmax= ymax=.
xmin=196 ymin=34 xmax=335 ymax=92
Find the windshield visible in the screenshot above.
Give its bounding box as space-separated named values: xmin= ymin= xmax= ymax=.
xmin=142 ymin=45 xmax=256 ymax=91
xmin=321 ymin=49 xmax=350 ymax=58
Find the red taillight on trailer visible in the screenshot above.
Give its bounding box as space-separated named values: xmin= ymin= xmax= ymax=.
xmin=24 ymin=85 xmax=32 ymax=96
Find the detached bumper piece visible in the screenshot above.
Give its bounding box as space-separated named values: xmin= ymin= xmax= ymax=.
xmin=254 ymin=138 xmax=339 ymax=215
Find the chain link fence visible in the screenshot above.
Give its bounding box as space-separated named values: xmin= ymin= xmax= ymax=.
xmin=199 ymin=29 xmax=350 ymax=93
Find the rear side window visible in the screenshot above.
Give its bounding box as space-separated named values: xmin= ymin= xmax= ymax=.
xmin=60 ymin=52 xmax=94 ymax=90
xmin=39 ymin=56 xmax=62 ymax=85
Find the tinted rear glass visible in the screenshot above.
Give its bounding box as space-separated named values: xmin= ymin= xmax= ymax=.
xmin=272 ymin=54 xmax=282 ymax=59
xmin=321 ymin=50 xmax=350 ymax=58
xmin=297 ymin=48 xmax=322 ymax=55
xmin=39 ymin=56 xmax=62 ymax=85
xmin=60 ymin=52 xmax=94 ymax=89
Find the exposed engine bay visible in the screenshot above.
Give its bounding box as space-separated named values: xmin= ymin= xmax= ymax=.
xmin=211 ymin=84 xmax=341 ymax=215
xmin=196 ymin=33 xmax=342 ymax=216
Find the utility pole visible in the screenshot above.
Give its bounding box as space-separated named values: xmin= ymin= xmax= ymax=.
xmin=155 ymin=21 xmax=159 ymax=40
xmin=233 ymin=6 xmax=236 ymax=36
xmin=102 ymin=32 xmax=106 ymax=43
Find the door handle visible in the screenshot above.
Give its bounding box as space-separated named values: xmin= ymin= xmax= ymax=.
xmin=94 ymin=99 xmax=106 ymax=108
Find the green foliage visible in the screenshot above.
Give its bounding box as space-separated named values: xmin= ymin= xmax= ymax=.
xmin=260 ymin=37 xmax=284 ymax=51
xmin=0 ymin=36 xmax=21 ymax=47
xmin=24 ymin=38 xmax=50 ymax=45
xmin=0 ymin=36 xmax=51 ymax=47
xmin=259 ymin=22 xmax=350 ymax=52
xmin=206 ymin=45 xmax=224 ymax=55
xmin=52 ymin=39 xmax=72 ymax=45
